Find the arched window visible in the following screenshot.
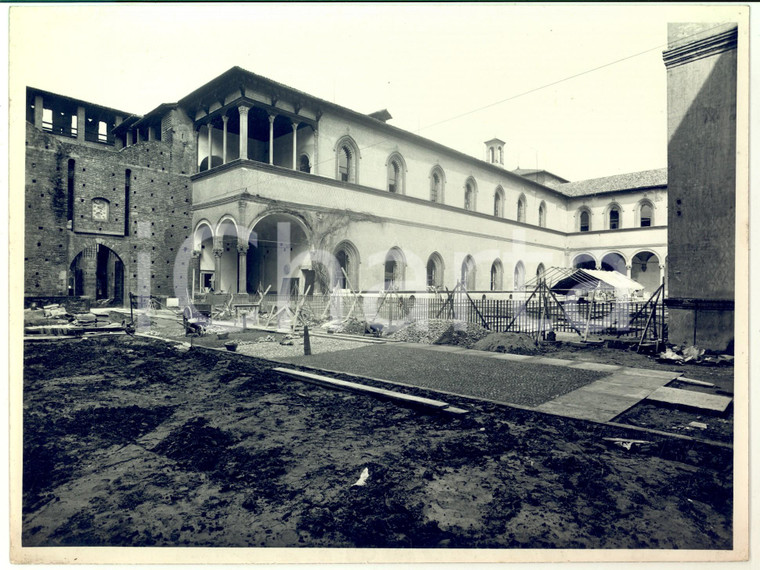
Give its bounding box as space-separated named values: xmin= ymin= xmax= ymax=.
xmin=608 ymin=205 xmax=621 ymax=230
xmin=338 ymin=147 xmax=350 ymax=181
xmin=430 ymin=166 xmax=445 ymax=203
xmin=386 ymin=153 xmax=406 ymax=194
xmin=489 ymin=147 xmax=495 ymax=163
xmin=335 ymin=136 xmax=359 ymax=183
xmin=299 ymin=154 xmax=311 ymax=173
xmin=538 ymin=201 xmax=547 ymax=227
xmin=384 ymin=247 xmax=406 ymax=290
xmin=461 ymin=255 xmax=476 ymax=290
xmin=464 ymin=178 xmax=477 ymax=211
xmin=494 ymin=187 xmax=504 ymax=217
xmin=579 ymin=209 xmax=591 ymax=232
xmin=490 ymin=260 xmax=503 ymax=291
xmin=517 ymin=194 xmax=527 ymax=223
xmin=334 ymin=241 xmax=359 ymax=290
xmin=513 ymin=261 xmax=526 ymax=291
xmin=640 ymin=201 xmax=654 ymax=227
xmin=536 ymin=263 xmax=546 ymax=280
xmin=498 ymin=146 xmax=503 ymax=164
xmin=426 ymin=252 xmax=444 ymax=288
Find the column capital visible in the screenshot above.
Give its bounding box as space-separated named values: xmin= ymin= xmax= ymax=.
xmin=222 ymin=114 xmax=229 ymax=124
xmin=237 ymin=244 xmax=249 ymax=254
xmin=268 ymin=113 xmax=276 ymax=124
xmin=292 ymin=121 xmax=299 ymax=131
xmin=192 ymin=250 xmax=202 ymax=258
xmin=212 ymin=248 xmax=224 ymax=258
xmin=238 ymin=104 xmax=250 ymax=113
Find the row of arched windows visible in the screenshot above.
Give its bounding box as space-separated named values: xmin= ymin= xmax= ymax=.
xmin=577 ymin=201 xmax=655 ymax=232
xmin=333 ymin=239 xmax=541 ymax=292
xmin=334 ymin=136 xmax=549 ymax=226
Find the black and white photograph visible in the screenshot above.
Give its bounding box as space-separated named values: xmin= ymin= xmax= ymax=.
xmin=7 ymin=3 xmax=751 ymax=565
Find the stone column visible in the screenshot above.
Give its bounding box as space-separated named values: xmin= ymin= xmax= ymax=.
xmin=626 ymin=264 xmax=632 ymax=278
xmin=659 ymin=264 xmax=666 ymax=287
xmin=148 ymin=126 xmax=155 ymax=142
xmin=212 ymin=246 xmax=224 ymax=292
xmin=237 ymin=244 xmax=248 ymax=294
xmin=136 ymin=128 xmax=142 ymax=143
xmin=268 ymin=114 xmax=275 ymax=165
xmin=191 ymin=250 xmax=201 ymax=298
xmin=313 ymin=129 xmax=319 ymax=175
xmin=34 ymin=95 xmax=43 ymax=129
xmin=206 ymin=122 xmax=213 ymax=170
xmin=76 ymin=106 xmax=85 ymax=142
xmin=222 ymin=114 xmax=229 ymax=164
xmin=126 ymin=130 xmax=133 ymax=146
xmin=238 ymin=106 xmax=249 ymax=160
xmin=292 ymin=122 xmax=298 ymax=170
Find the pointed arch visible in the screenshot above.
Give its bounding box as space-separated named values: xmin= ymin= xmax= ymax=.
xmin=333 ymin=240 xmax=360 ymax=290
xmin=490 ymin=259 xmax=504 ymax=291
xmin=637 ymin=198 xmax=655 ymax=227
xmin=494 ymin=186 xmax=505 ymax=218
xmin=464 ymin=176 xmax=478 ymax=211
xmin=538 ymin=200 xmax=547 ymax=227
xmin=384 ymin=247 xmax=407 ymax=290
xmin=517 ymin=193 xmax=527 ymax=223
xmin=429 ymin=165 xmax=446 ymax=203
xmin=461 ymin=255 xmax=477 ymax=290
xmin=577 ymin=206 xmax=592 ymax=232
xmin=513 ymin=261 xmax=526 ymax=290
xmin=334 ymin=135 xmax=360 ymax=183
xmin=605 ymin=202 xmax=622 ymax=230
xmin=385 ymin=152 xmax=407 ymax=195
xmin=426 ymin=252 xmax=445 ymax=288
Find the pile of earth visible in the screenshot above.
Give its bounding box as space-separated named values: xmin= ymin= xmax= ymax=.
xmin=471 ymin=332 xmax=541 ymax=356
xmin=390 ymin=319 xmax=490 ymax=347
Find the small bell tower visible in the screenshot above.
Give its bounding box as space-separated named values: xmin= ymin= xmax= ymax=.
xmin=484 ymin=138 xmax=505 ymax=168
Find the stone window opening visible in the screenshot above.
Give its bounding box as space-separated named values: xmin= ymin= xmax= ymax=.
xmin=429 ymin=166 xmax=445 ymax=203
xmin=608 ymin=205 xmax=621 ymax=230
xmin=579 ymin=209 xmax=591 ymax=232
xmin=92 ymin=198 xmax=110 ymax=222
xmin=640 ymin=202 xmax=654 ymax=227
xmin=494 ymin=187 xmax=504 ymax=217
xmin=538 ymin=201 xmax=547 ymax=227
xmin=517 ymin=194 xmax=527 ymax=223
xmin=386 ymin=154 xmax=406 ymax=194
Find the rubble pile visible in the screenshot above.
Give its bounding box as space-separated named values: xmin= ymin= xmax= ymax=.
xmin=471 ymin=332 xmax=540 ymax=355
xmin=390 ymin=319 xmax=490 ymax=347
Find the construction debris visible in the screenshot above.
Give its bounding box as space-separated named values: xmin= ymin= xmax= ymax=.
xmin=658 ymin=345 xmax=732 ymax=366
xmin=472 ymin=332 xmax=540 ymax=356
xmin=352 ymin=467 xmax=370 ymax=487
xmin=390 ymin=319 xmax=489 ymax=347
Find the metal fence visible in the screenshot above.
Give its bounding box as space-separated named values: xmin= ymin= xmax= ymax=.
xmin=254 ymin=290 xmax=666 ymax=340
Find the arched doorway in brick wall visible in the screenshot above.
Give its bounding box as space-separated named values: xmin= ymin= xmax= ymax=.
xmin=69 ymin=244 xmax=124 ymax=306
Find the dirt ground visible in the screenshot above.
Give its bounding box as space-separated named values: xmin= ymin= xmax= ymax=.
xmin=23 ymin=334 xmax=733 ymax=549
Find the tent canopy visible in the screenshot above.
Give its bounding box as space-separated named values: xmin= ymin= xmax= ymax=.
xmin=550 ymin=269 xmax=644 ymax=296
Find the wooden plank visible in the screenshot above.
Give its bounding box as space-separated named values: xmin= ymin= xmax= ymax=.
xmin=273 ymin=367 xmax=450 ymax=409
xmin=646 ymin=386 xmax=732 ymax=413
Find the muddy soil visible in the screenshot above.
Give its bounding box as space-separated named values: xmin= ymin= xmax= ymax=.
xmin=23 ymin=336 xmax=732 ymax=549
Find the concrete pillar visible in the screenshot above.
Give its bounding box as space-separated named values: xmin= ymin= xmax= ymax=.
xmin=206 ymin=122 xmax=213 ymax=170
xmin=76 ymin=106 xmax=85 ymax=142
xmin=34 ymin=95 xmax=43 ymax=129
xmin=292 ymin=122 xmax=298 ymax=170
xmin=268 ymin=114 xmax=275 ymax=165
xmin=222 ymin=115 xmax=229 ymax=164
xmin=238 ymin=106 xmax=249 ymax=160
xmin=237 ymin=244 xmax=248 ymax=294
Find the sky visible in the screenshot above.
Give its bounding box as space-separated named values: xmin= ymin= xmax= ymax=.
xmin=8 ymin=3 xmax=746 ymax=182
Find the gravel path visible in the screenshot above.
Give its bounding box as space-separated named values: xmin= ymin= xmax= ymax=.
xmin=279 ymin=344 xmax=606 ymax=407
xmin=235 ymin=336 xmax=367 ymax=360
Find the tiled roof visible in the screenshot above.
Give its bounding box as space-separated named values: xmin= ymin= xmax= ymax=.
xmin=556 ymin=168 xmax=667 ymax=197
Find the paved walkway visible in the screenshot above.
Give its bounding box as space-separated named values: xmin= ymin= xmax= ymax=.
xmin=278 ymin=341 xmax=689 ymax=423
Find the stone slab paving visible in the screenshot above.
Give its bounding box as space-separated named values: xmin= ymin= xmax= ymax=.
xmin=534 ymin=368 xmax=681 ymax=423
xmin=646 ymin=386 xmax=733 ymax=413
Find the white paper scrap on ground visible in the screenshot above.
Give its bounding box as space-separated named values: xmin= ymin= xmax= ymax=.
xmin=352 ymin=467 xmax=370 ymax=487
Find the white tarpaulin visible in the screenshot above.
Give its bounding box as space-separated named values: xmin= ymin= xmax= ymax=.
xmin=551 ymin=269 xmax=644 ymax=296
